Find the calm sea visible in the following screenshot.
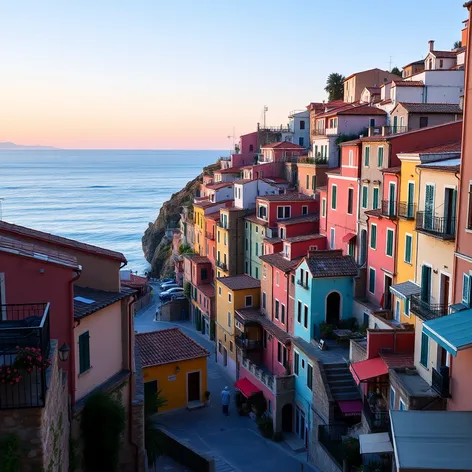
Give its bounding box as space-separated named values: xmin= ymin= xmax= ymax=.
xmin=1 ymin=150 xmax=222 ymax=274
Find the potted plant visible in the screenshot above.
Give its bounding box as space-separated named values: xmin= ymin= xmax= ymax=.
xmin=204 ymin=390 xmax=211 ymax=406
xmin=14 ymin=346 xmax=51 ymax=372
xmin=0 ymin=365 xmax=22 ymax=385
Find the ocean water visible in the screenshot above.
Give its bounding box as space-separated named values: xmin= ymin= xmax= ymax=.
xmin=1 ymin=150 xmax=222 ymax=274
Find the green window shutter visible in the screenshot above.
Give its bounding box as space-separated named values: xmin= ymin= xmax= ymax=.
xmin=377 ymin=147 xmax=384 ymax=167
xmin=404 ymin=298 xmax=410 ymax=316
xmin=405 ymin=234 xmax=412 ymax=263
xmin=373 ymin=188 xmax=379 ymax=209
xmin=386 ymin=230 xmax=394 ymax=256
xmin=312 ymin=175 xmax=316 ymax=191
xmin=370 ymin=225 xmax=377 ymax=249
xmin=420 ymin=333 xmax=429 ymax=367
xmin=332 ymin=186 xmax=337 ymax=209
xmin=307 ymin=364 xmax=313 ymax=390
xmin=407 ymin=182 xmax=415 ymax=218
xmin=369 ymin=268 xmax=375 ymax=293
xmin=362 ymin=186 xmax=368 ymax=208
xmin=306 ymin=175 xmax=309 ymax=189
xmin=294 ymin=352 xmax=299 ymax=375
xmin=421 ymin=265 xmax=431 ymax=302
xmin=79 ymin=332 xmax=90 ymax=374
xmin=364 ymin=147 xmax=370 ymax=166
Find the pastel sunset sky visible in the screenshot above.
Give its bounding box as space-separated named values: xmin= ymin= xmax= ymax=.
xmin=0 ymin=1 xmax=466 ymax=149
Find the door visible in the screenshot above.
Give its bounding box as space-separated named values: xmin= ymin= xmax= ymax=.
xmin=326 ymin=292 xmax=341 ymax=326
xmin=389 ymin=183 xmax=396 ymax=216
xmin=223 ymin=347 xmax=228 ymax=366
xmin=421 ymin=265 xmax=432 ymax=303
xmin=187 ymin=371 xmax=200 ymax=403
xmin=407 ymin=182 xmax=415 ymax=218
xmin=384 ymin=276 xmax=392 ymax=310
xmin=282 ymin=404 xmax=293 ymax=433
xmin=440 ymin=274 xmax=450 ymax=307
xmin=395 ymin=299 xmax=401 ymax=322
xmin=424 ymin=184 xmax=435 ymax=230
xmin=359 ymin=229 xmax=367 ymax=265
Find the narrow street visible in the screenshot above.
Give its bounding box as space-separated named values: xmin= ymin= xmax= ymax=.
xmin=134 ymin=284 xmax=319 ymax=472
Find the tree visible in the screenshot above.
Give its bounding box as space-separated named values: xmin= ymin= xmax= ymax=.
xmin=454 ymin=40 xmax=462 ymax=49
xmin=145 ymin=389 xmax=168 ymax=468
xmin=391 ymin=66 xmax=401 ymax=76
xmin=324 ymin=73 xmax=345 ymax=101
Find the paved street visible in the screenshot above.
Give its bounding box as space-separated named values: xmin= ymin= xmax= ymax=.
xmin=135 ymin=284 xmax=318 ymax=472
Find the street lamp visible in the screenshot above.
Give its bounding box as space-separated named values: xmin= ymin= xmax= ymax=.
xmin=58 ymin=343 xmax=70 ymax=362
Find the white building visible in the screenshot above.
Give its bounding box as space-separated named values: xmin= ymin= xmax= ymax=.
xmin=288 ymin=109 xmax=310 ymax=148
xmin=233 ymin=178 xmax=284 ymax=209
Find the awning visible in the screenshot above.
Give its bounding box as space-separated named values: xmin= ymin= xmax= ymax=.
xmin=234 ymin=377 xmax=261 ymax=398
xmin=342 ymin=232 xmax=357 ymax=243
xmin=389 ymin=281 xmax=421 ymax=300
xmin=423 ymin=308 xmax=472 ymax=357
xmin=338 ymin=400 xmax=362 ymax=416
xmin=350 ymin=357 xmax=389 ymax=384
xmin=359 ymin=433 xmax=393 ymax=454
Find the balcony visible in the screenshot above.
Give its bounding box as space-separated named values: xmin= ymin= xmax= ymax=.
xmin=297 ymin=280 xmax=309 ymax=290
xmin=205 ymin=231 xmax=215 ymax=240
xmin=410 ymin=294 xmax=449 ymax=321
xmin=0 ymin=303 xmax=51 ymax=409
xmin=241 ymin=357 xmax=294 ymax=394
xmin=312 ymin=129 xmax=326 ymax=136
xmin=432 ymin=366 xmax=450 ymax=397
xmin=363 ymin=399 xmax=390 ymax=432
xmin=216 ymin=221 xmax=228 ymax=229
xmin=380 ymin=200 xmax=397 ymax=218
xmin=235 ymin=336 xmax=262 ymax=351
xmin=325 ymin=127 xmax=339 ymax=136
xmin=216 ymin=260 xmax=228 ymax=271
xmin=415 ymin=212 xmax=456 ymax=240
xmin=398 ymin=202 xmax=416 ymax=220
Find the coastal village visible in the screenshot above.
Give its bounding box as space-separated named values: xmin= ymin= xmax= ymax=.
xmin=2 ymin=5 xmax=472 ymax=472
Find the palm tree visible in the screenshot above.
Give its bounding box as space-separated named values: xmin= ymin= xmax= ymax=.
xmin=324 ymin=73 xmax=345 ymax=101
xmin=145 ymin=389 xmax=168 ymax=469
xmin=454 ymin=40 xmax=462 ymax=49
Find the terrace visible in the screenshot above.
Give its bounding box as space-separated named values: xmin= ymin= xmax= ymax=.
xmin=415 ymin=212 xmax=456 ymax=240
xmin=410 ymin=294 xmax=449 ymax=321
xmin=0 ymin=303 xmax=51 ymax=409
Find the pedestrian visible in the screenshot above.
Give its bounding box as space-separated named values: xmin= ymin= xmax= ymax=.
xmin=221 ymin=386 xmax=230 ymax=416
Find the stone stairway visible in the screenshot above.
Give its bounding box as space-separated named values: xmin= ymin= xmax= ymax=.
xmin=323 ymin=362 xmax=360 ymax=401
xmin=211 ymin=456 xmax=236 ymax=472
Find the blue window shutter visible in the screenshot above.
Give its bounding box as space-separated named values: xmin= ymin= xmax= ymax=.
xmin=420 ymin=333 xmax=429 ymax=367
xmin=79 ymin=332 xmax=90 ymax=374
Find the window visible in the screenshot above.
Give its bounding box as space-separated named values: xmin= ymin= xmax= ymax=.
xmin=364 ymin=146 xmax=370 ymax=166
xmin=463 ymin=274 xmax=471 ymax=307
xmin=419 ymin=116 xmax=429 ymax=128
xmin=227 ymin=312 xmax=231 ymax=327
xmin=228 ymin=293 xmax=232 ymax=303
xmin=420 ymin=332 xmax=429 ymax=367
xmin=294 ymin=352 xmax=299 ymax=376
xmin=330 ymin=228 xmax=335 ymax=249
xmin=300 ymin=120 xmax=305 ymax=130
xmin=390 ymin=387 xmax=396 ymax=410
xmin=404 ymin=298 xmax=410 ymax=317
xmin=369 ymin=268 xmax=376 ymax=294
xmin=404 ymin=234 xmax=412 ymax=263
xmin=386 ymin=229 xmax=394 ymax=257
xmin=299 ymin=137 xmax=304 ymax=147
xmin=281 ymin=304 xmax=286 ymax=323
xmin=372 ymin=187 xmax=379 ymax=209
xmin=331 ymin=185 xmax=337 ymax=210
xmin=245 ymin=238 xmax=248 ymax=251
xmin=263 ymin=330 xmax=267 ymax=348
xmin=255 ymin=226 xmax=259 ymax=233
xmin=245 ymin=261 xmax=249 ymax=274
xmin=370 ymin=224 xmax=377 ymax=249
xmin=277 ymin=206 xmax=291 ymax=219
xmin=262 ymin=292 xmax=266 ymax=310
xmin=201 ymin=268 xmax=208 ymax=280
xmin=276 ymin=271 xmax=279 ymax=286
xmin=258 ymin=204 xmax=267 ymax=220
xmin=302 ymin=205 xmax=308 ymax=215
xmin=312 ymin=175 xmax=316 ymax=191
xmin=362 ymin=185 xmax=368 ymax=208
xmin=78 ymin=331 xmax=91 ymax=374
xmin=297 ymin=301 xmax=302 ymax=323
xmin=377 ymin=146 xmax=384 ymax=167
xmin=304 ymin=305 xmax=308 ymax=328
xmin=218 ymin=286 xmax=222 ymax=296
xmin=348 ymin=149 xmax=354 ymax=166
xmin=224 ymin=233 xmax=227 ymax=246
xmin=275 ymin=300 xmax=280 ymax=319
xmin=322 ymin=198 xmax=326 ymax=217
xmin=263 ymin=264 xmax=267 ymax=279
xmin=307 ymin=364 xmax=313 ymax=390
xmin=399 ymin=399 xmax=406 ymax=411
xmin=347 ymin=188 xmax=354 ymax=214
xmin=306 ymin=175 xmax=310 ymax=189
xmin=230 ymin=341 xmax=233 ymax=353
xmin=255 ymin=267 xmax=258 ymax=278
xmin=255 ymin=243 xmax=259 ymax=256
xmin=277 ymin=342 xmax=282 ymax=363
xmin=245 ymin=295 xmax=253 ymax=307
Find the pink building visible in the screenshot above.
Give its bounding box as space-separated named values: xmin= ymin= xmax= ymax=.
xmin=260 ymin=141 xmax=305 ymax=163
xmin=241 ymin=162 xmax=283 ymax=180
xmin=231 ymin=132 xmax=258 ymax=168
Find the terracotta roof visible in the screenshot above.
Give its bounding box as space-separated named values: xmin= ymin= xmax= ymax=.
xmin=399 ymin=140 xmax=462 ymax=155
xmin=245 ymin=214 xmax=268 ymax=226
xmin=73 ymin=286 xmax=135 ymax=319
xmin=381 ymin=166 xmax=401 ymax=174
xmin=279 ymin=214 xmax=319 ymax=225
xmin=380 ymin=351 xmax=414 ymax=368
xmin=216 ymin=274 xmax=261 ymax=291
xmin=402 ymin=59 xmax=425 ymax=68
xmin=430 ymin=50 xmax=457 ymax=59
xmin=235 ymin=308 xmax=292 ymax=344
xmin=194 ymin=199 xmax=232 ymax=209
xmin=259 ymin=253 xmax=302 ymax=272
xmin=261 ymin=141 xmax=305 ymax=150
xmin=233 ymin=179 xmax=254 ymax=185
xmin=392 ymin=80 xmax=424 ymax=87
xmin=205 ymin=212 xmax=220 ymax=221
xmin=365 ymin=209 xmax=382 ymax=217
xmin=304 ymin=250 xmax=358 ymax=278
xmin=343 ymin=68 xmax=393 ymax=82
xmin=285 ymin=233 xmax=324 ymax=243
xmin=264 ymin=237 xmax=282 ymax=244
xmin=258 ymin=193 xmax=314 ymax=202
xmin=197 ymin=284 xmax=215 ymax=298
xmin=339 ymin=139 xmax=362 ymax=146
xmin=366 ymin=87 xmax=381 ymax=94
xmin=379 ymin=99 xmax=393 ymax=105
xmin=205 ymin=182 xmax=234 ymax=190
xmin=136 ymin=328 xmax=210 ymax=367
xmin=397 ymin=102 xmax=463 ymax=114
xmin=184 ymin=255 xmax=211 ymax=264
xmin=218 ymin=167 xmax=242 ymax=174
xmin=0 ymin=235 xmax=80 ymax=269
xmin=315 ymin=185 xmax=328 ymax=193
xmin=0 ymin=221 xmax=126 ymax=263
xmin=315 ymin=103 xmax=386 ymax=119
xmin=121 ymin=274 xmax=148 ymax=288
xmin=261 ymin=177 xmax=290 ymax=185
xmin=417 ymin=157 xmax=461 ymax=172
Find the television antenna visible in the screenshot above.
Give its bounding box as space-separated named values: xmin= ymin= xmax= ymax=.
xmin=227 ymin=127 xmax=236 ymax=152
xmin=263 ymin=105 xmax=268 ymax=128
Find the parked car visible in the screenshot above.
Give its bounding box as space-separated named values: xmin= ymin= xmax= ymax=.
xmin=159 ymin=287 xmax=184 ymax=300
xmin=160 ymin=282 xmax=179 ymax=291
xmin=159 ymin=277 xmax=174 ymax=286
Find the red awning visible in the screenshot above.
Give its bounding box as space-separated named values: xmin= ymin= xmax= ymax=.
xmin=234 ymin=377 xmax=261 ymax=398
xmin=350 ymin=357 xmax=389 ymax=385
xmin=337 ymin=400 xmax=363 ymax=416
xmin=342 ymin=232 xmax=357 ymax=243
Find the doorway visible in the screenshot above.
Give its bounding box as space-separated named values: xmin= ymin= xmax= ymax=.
xmin=395 ymin=299 xmax=401 ymax=322
xmin=384 ymin=275 xmax=392 ymax=310
xmin=440 ymin=273 xmax=450 ymax=311
xmin=187 ymin=371 xmax=201 ymax=403
xmin=223 ymin=347 xmax=228 ymax=366
xmin=359 ymin=229 xmax=367 ymax=265
xmin=326 ymin=292 xmax=341 ymax=326
xmin=295 ymin=407 xmax=306 ymax=446
xmin=282 ymin=404 xmax=293 ymax=433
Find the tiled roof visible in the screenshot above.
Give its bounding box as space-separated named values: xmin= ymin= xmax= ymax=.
xmin=218 ymin=167 xmax=242 ymax=174
xmin=73 ymin=286 xmax=136 ymax=319
xmin=0 ymin=221 xmax=127 ymax=262
xmin=417 ymin=157 xmax=461 ymax=172
xmin=233 ymin=179 xmax=253 ymax=185
xmin=264 ymin=237 xmax=282 ymax=244
xmin=402 ymin=59 xmax=424 ymax=68
xmin=261 ymin=177 xmax=290 ymax=185
xmin=278 ymin=214 xmax=319 ymax=225
xmin=197 ymin=284 xmax=215 ymax=298
xmin=381 ymin=166 xmax=401 ymax=174
xmin=261 ymin=141 xmax=305 ymax=149
xmin=184 ymin=254 xmax=212 ymax=264
xmin=398 ymin=102 xmax=463 ymax=114
xmin=304 ymin=250 xmax=358 ymax=278
xmin=285 ymin=233 xmax=324 ymax=243
xmin=216 ymin=274 xmax=261 ymax=291
xmin=235 ymin=308 xmax=292 ymax=344
xmin=259 ymin=253 xmax=302 ymax=272
xmin=136 ymin=328 xmax=210 ymax=367
xmin=430 ymin=50 xmax=457 ymax=58
xmin=121 ymin=273 xmax=148 ymax=288
xmin=316 ymin=185 xmax=328 ymax=193
xmin=380 ymin=351 xmax=414 ymax=369
xmin=0 ymin=235 xmax=80 ymax=269
xmin=404 ymin=141 xmax=462 ymax=155
xmin=245 ymin=214 xmax=268 ymax=226
xmin=315 ymin=103 xmax=386 ymax=119
xmin=194 ymin=199 xmax=233 ymax=209
xmin=379 ymin=99 xmax=393 ymax=105
xmin=258 ymin=193 xmax=314 ymax=202
xmin=205 ymin=182 xmax=234 ymax=190
xmin=339 ymin=139 xmax=361 ymax=147
xmin=392 ymin=80 xmax=424 ymax=87
xmin=343 ymin=68 xmax=391 ymax=82
xmin=364 ymin=209 xmax=382 ymax=217
xmin=390 ymin=281 xmax=421 ymax=299
xmin=205 ymin=212 xmax=220 ymax=221
xmin=366 ymin=87 xmax=381 ymax=94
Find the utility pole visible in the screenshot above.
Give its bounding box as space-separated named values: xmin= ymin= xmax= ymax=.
xmin=227 ymin=127 xmax=236 ymax=153
xmin=263 ymin=105 xmax=268 ymax=128
xmin=388 ymin=56 xmax=393 ymax=71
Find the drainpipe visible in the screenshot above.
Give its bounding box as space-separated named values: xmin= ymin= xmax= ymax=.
xmin=69 ymin=268 xmax=82 ymax=405
xmin=452 ymin=170 xmax=461 ymax=304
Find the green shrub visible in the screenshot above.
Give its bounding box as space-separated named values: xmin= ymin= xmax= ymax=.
xmin=0 ymin=434 xmax=20 ymax=472
xmin=247 ymin=391 xmax=266 ymax=418
xmin=320 ymin=322 xmax=334 ymax=339
xmin=342 ymin=437 xmax=361 ymax=466
xmin=256 ymin=416 xmax=273 ymax=438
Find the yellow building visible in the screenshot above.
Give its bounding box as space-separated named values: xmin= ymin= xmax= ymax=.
xmin=193 ymin=204 xmax=206 ymax=255
xmin=215 ymin=275 xmax=261 ymax=379
xmin=136 ymin=328 xmax=209 ymax=412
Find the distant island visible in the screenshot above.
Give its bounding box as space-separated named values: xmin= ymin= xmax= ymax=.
xmin=0 ymin=141 xmax=57 ymax=150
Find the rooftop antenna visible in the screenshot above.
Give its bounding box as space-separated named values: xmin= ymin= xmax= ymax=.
xmin=388 ymin=56 xmax=393 ymax=71
xmin=263 ymin=105 xmax=268 ymax=128
xmin=227 ymin=127 xmax=236 ymax=152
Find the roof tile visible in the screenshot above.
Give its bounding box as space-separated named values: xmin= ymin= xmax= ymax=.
xmin=304 ymin=250 xmax=358 ymax=278
xmin=259 ymin=253 xmax=302 ymax=272
xmin=74 ymin=286 xmax=135 ymax=319
xmin=216 ymin=274 xmax=261 ymax=291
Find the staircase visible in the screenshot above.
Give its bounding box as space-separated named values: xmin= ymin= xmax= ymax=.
xmin=324 ymin=362 xmax=360 ymax=401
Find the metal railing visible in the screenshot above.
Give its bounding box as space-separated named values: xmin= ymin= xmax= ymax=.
xmin=235 ymin=337 xmax=262 ymax=350
xmin=363 ymin=400 xmax=390 ymax=432
xmin=398 ymin=202 xmax=416 ymax=219
xmin=216 ymin=261 xmax=228 ymax=271
xmin=205 ymin=231 xmax=215 ymax=240
xmin=0 ymin=303 xmax=50 ymax=409
xmin=383 ymin=125 xmax=408 ymax=136
xmin=318 ymin=424 xmax=349 ymax=468
xmin=410 ymin=294 xmax=449 ymax=321
xmin=216 ymin=221 xmax=228 ymax=229
xmin=241 ymin=357 xmax=274 ymax=391
xmin=432 ymin=367 xmax=450 ymax=397
xmin=381 ymin=200 xmax=397 ymax=217
xmin=415 ymin=212 xmax=456 ymax=240
xmin=297 ymin=280 xmax=309 ymax=289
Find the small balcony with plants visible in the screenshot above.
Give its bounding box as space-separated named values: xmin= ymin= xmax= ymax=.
xmin=216 ymin=260 xmax=228 ymax=271
xmin=0 ymin=303 xmax=51 ymax=409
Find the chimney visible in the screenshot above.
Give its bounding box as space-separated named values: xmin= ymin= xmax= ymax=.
xmin=428 ymin=40 xmax=435 ymax=52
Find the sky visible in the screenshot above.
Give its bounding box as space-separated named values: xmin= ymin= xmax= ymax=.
xmin=0 ymin=1 xmax=467 ymax=150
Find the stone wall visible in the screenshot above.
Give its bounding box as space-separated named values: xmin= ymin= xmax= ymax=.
xmin=349 ymin=339 xmax=367 ymax=363
xmin=309 ymin=414 xmax=342 ymax=472
xmin=0 ymin=340 xmax=70 ymax=472
xmin=160 ymin=298 xmax=189 ymax=321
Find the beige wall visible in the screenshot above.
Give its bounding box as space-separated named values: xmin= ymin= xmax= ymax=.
xmin=390 ymin=106 xmax=460 ymax=132
xmin=344 ymin=70 xmax=401 ymax=103
xmin=414 ymin=317 xmax=439 ymax=385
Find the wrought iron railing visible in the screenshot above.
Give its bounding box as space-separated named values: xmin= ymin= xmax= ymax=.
xmin=362 ymin=399 xmax=390 ymax=432
xmin=297 ymin=280 xmax=309 ymax=289
xmin=318 ymin=424 xmax=349 ymax=468
xmin=216 ymin=260 xmax=228 ymax=271
xmin=312 ymin=129 xmax=326 ymax=136
xmin=383 ymin=125 xmax=408 ymax=135
xmin=0 ymin=303 xmax=50 ymax=409
xmin=416 ymin=212 xmax=456 ymax=240
xmin=235 ymin=337 xmax=262 ymax=350
xmin=381 ymin=200 xmax=397 ymax=217
xmin=410 ymin=294 xmax=449 ymax=321
xmin=398 ymin=202 xmax=416 ymax=219
xmin=432 ymin=366 xmax=450 ymax=397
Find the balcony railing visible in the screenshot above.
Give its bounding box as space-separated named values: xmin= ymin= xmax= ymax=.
xmin=312 ymin=129 xmax=326 ymax=136
xmin=382 ymin=125 xmax=408 ymax=136
xmin=216 ymin=221 xmax=228 ymax=229
xmin=325 ymin=127 xmax=339 ymax=136
xmin=362 ymin=399 xmax=390 ymax=432
xmin=410 ymin=294 xmax=449 ymax=321
xmin=216 ymin=260 xmax=228 ymax=271
xmin=398 ymin=202 xmax=416 ymax=219
xmin=318 ymin=424 xmax=350 ymax=469
xmin=380 ymin=200 xmax=397 ymax=217
xmin=297 ymin=280 xmax=309 ymax=289
xmin=205 ymin=231 xmax=215 ymax=240
xmin=240 ymin=357 xmax=294 ymax=394
xmin=416 ymin=212 xmax=456 ymax=240
xmin=235 ymin=337 xmax=262 ymax=351
xmin=0 ymin=303 xmax=51 ymax=409
xmin=432 ymin=366 xmax=450 ymax=397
